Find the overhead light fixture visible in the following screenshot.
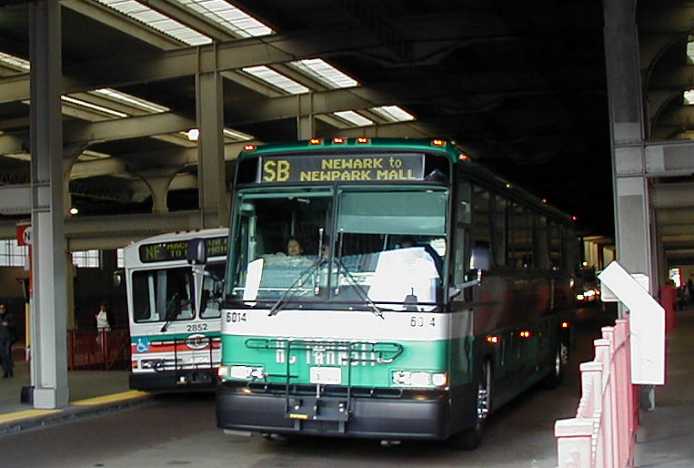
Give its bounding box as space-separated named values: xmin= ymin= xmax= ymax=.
xmin=69 ymin=207 xmax=79 ymax=215
xmin=187 ymin=128 xmax=200 ymax=142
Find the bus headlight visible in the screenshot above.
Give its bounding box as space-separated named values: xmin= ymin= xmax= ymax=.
xmin=220 ymin=365 xmax=265 ymax=381
xmin=392 ymin=371 xmax=447 ymax=388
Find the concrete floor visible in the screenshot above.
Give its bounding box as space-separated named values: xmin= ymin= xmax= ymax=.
xmin=635 ymin=308 xmax=694 ymax=467
xmin=0 ymin=306 xmax=613 ymax=468
xmin=0 ymin=362 xmax=129 ymax=415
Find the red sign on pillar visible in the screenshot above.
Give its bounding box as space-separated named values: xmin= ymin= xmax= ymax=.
xmin=16 ymin=222 xmax=32 ymax=296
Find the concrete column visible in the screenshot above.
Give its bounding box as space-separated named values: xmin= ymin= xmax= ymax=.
xmin=29 ymin=0 xmax=69 ymax=408
xmin=604 ymin=0 xmax=654 ymax=293
xmin=196 ymin=72 xmax=227 ymax=228
xmin=138 ymin=170 xmax=178 ymax=214
xmin=296 ymin=93 xmax=314 ymax=140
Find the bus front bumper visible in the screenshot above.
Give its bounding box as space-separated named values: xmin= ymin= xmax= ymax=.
xmin=216 ymin=383 xmax=454 ymax=440
xmin=130 ymin=369 xmax=217 ymax=391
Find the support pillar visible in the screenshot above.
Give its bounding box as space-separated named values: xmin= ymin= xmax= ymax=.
xmin=138 ymin=169 xmax=179 ymax=215
xmin=296 ymin=93 xmax=314 ymax=140
xmin=29 ymin=0 xmax=69 ymax=408
xmin=196 ymin=72 xmax=227 ymax=228
xmin=604 ymin=0 xmax=655 ymax=294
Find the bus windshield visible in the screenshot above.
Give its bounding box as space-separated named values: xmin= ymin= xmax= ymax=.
xmin=228 ymin=188 xmax=448 ymax=310
xmin=132 ymin=262 xmax=225 ymax=323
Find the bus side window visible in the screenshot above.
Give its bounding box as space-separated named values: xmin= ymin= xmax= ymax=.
xmin=534 ymin=215 xmax=550 ymax=270
xmin=491 ymin=195 xmax=507 ymax=268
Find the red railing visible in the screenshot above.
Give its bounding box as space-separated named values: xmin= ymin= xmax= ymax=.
xmin=555 ymin=318 xmax=638 ymax=468
xmin=67 ymin=328 xmax=131 ymax=370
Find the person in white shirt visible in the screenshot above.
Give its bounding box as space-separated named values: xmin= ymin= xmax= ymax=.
xmin=95 ymin=303 xmax=110 ymax=348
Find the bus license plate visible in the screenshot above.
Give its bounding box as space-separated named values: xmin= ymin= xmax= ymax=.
xmin=310 ymin=367 xmax=341 ymax=385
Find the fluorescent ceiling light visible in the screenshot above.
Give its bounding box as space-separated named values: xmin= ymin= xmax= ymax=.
xmin=0 ymin=52 xmax=29 ymax=72
xmin=173 ymin=0 xmax=273 ymax=38
xmin=242 ymin=66 xmax=309 ymax=94
xmin=223 ymin=128 xmax=253 ymax=141
xmin=371 ymin=105 xmax=415 ymax=122
xmin=94 ymin=0 xmax=212 ymax=45
xmin=91 ymin=88 xmax=169 ymax=113
xmin=61 ymin=96 xmax=129 ymax=118
xmin=333 ymin=111 xmax=373 ymax=127
xmin=290 ymin=59 xmax=357 ymax=89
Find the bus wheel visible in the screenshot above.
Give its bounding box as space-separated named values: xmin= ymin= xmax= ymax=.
xmin=543 ymin=344 xmax=565 ymax=389
xmin=449 ymin=359 xmax=492 ymax=450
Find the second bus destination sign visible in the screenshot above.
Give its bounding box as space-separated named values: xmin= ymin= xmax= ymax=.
xmin=259 ymin=153 xmax=425 ymax=183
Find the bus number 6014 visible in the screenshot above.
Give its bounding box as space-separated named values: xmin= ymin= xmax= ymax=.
xmin=226 ymin=312 xmax=247 ymax=324
xmin=410 ymin=316 xmax=435 ymax=328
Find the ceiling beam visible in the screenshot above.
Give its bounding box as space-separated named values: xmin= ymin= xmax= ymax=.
xmin=0 ymin=133 xmax=24 ymax=154
xmin=0 ymin=29 xmax=383 ymax=104
xmin=63 ymin=112 xmax=194 ymax=145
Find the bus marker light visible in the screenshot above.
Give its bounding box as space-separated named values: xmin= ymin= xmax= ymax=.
xmin=561 ymin=321 xmax=570 ymax=329
xmin=243 ymin=144 xmax=256 ymax=151
xmin=309 ymin=138 xmax=322 ymax=145
xmin=431 ymin=139 xmax=446 ymax=147
xmin=332 ymin=137 xmax=346 ymax=144
xmin=459 ymin=153 xmax=470 ymax=161
xmin=356 ymin=137 xmax=370 ymax=144
xmin=486 ymin=336 xmax=499 ymax=344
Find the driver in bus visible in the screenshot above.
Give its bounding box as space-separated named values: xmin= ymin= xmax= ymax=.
xmin=287 ymin=238 xmax=304 ymax=257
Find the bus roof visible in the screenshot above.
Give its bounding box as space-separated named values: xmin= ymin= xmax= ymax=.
xmin=125 ymin=228 xmax=228 ymax=249
xmin=238 ymin=138 xmax=460 ymax=163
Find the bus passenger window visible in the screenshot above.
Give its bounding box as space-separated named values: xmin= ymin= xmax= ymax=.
xmin=508 ymin=204 xmax=533 ymax=269
xmin=492 ymin=196 xmax=507 ymax=267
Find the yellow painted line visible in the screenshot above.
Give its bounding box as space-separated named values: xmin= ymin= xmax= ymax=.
xmin=0 ymin=409 xmax=61 ymax=425
xmin=72 ymin=390 xmax=149 ymax=407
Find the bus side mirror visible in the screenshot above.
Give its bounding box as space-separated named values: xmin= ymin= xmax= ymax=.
xmin=470 ymin=243 xmax=491 ymax=272
xmin=188 ymin=238 xmax=207 ymax=319
xmin=187 ymin=238 xmax=207 ymax=265
xmin=113 ymin=271 xmax=123 ymax=288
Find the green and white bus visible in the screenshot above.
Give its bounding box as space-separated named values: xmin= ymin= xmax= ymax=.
xmin=124 ymin=228 xmax=227 ymax=390
xmin=215 ymin=138 xmax=577 ymax=447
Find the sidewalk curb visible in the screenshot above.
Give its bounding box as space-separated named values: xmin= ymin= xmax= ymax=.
xmin=0 ymin=394 xmax=154 ymax=437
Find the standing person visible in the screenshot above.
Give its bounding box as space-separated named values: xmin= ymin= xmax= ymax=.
xmin=95 ymin=303 xmax=111 ymax=348
xmin=0 ymin=304 xmax=15 ymax=378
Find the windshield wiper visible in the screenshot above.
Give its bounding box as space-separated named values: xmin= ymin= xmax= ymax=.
xmin=160 ymin=293 xmax=181 ymax=332
xmin=267 ymin=259 xmax=325 ymax=317
xmin=333 ymin=256 xmax=384 ymax=320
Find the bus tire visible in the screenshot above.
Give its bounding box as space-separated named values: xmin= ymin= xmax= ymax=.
xmin=543 ymin=343 xmax=565 ymax=389
xmin=449 ymin=359 xmax=492 ymax=450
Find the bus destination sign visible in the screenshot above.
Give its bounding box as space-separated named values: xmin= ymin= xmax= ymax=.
xmin=259 ymin=153 xmax=425 ymax=184
xmin=139 ymin=236 xmax=228 ymax=263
